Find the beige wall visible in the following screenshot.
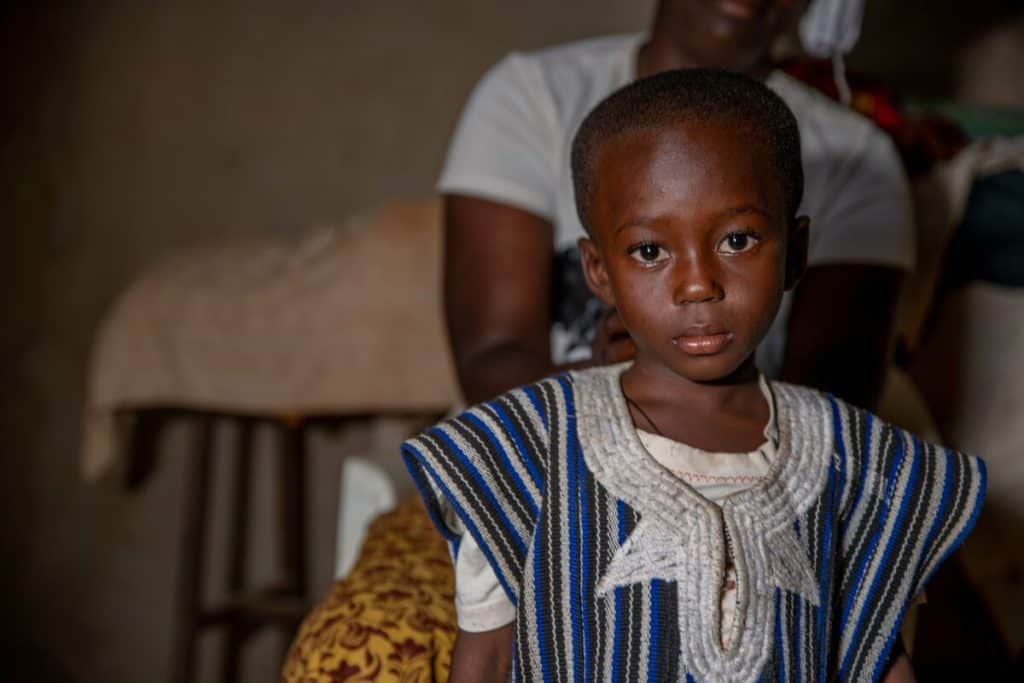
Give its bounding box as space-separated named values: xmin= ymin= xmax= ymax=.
xmin=850 ymin=0 xmax=1024 ymax=106
xmin=2 ymin=1 xmax=1021 ymax=682
xmin=2 ymin=3 xmax=654 ymax=682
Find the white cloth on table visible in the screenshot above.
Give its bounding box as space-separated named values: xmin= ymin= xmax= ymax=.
xmin=438 ymin=33 xmax=915 ymax=373
xmin=81 ymin=200 xmax=459 ymax=481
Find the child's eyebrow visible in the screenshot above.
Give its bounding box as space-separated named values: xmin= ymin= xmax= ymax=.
xmin=613 ymin=205 xmax=774 ymax=235
xmin=613 ymin=217 xmax=657 ymax=236
xmin=713 ymin=204 xmax=774 ymax=221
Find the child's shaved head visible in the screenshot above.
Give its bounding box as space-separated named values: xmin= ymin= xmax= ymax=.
xmin=571 ymin=68 xmax=804 ymax=231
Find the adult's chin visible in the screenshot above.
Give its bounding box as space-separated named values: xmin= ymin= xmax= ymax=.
xmin=670 ymin=0 xmax=788 ymax=71
xmin=684 ymin=26 xmax=770 ymax=71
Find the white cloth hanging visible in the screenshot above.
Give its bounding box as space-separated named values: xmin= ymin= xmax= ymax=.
xmin=799 ymin=0 xmax=867 ymax=103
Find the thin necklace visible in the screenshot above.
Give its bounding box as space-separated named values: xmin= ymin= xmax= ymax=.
xmin=623 ymin=392 xmax=664 ymax=436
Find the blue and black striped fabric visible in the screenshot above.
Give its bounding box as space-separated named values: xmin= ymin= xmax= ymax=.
xmin=402 ymin=367 xmax=986 ymax=682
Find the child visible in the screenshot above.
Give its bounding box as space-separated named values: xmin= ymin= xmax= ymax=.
xmin=403 ymin=69 xmax=985 ymax=682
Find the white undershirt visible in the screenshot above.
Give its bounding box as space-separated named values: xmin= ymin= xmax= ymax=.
xmin=435 ymin=377 xmax=777 ymax=649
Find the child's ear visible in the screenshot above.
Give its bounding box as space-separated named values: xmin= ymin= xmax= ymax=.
xmin=784 ymin=215 xmax=809 ymax=291
xmin=578 ymin=236 xmax=616 ymax=307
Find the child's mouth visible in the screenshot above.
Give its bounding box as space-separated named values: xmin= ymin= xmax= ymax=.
xmin=673 ymin=329 xmax=734 ymax=355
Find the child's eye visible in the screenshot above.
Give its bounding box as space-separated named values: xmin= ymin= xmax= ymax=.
xmin=628 ymin=242 xmax=669 ymax=265
xmin=717 ymin=232 xmax=760 ymax=254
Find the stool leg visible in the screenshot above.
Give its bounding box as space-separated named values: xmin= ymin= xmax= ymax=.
xmin=221 ymin=418 xmax=253 ymax=683
xmin=276 ymin=422 xmax=308 ymax=655
xmin=170 ymin=416 xmax=214 ymax=683
xmin=277 ymin=423 xmax=308 ymax=596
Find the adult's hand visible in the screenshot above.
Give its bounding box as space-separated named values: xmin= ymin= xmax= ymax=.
xmin=590 ymin=309 xmax=636 ymax=366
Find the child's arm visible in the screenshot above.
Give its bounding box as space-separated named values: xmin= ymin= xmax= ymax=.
xmin=449 ymin=623 xmax=514 ymax=683
xmin=881 ymin=640 xmax=916 ymax=683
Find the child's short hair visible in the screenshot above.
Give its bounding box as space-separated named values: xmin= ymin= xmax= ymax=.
xmin=571 ymin=68 xmax=804 ymax=230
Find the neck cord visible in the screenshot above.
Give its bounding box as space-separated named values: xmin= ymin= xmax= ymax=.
xmin=623 ymin=393 xmax=663 ymax=437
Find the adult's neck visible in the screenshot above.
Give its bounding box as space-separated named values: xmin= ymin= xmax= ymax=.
xmin=636 ymin=7 xmax=775 ymax=80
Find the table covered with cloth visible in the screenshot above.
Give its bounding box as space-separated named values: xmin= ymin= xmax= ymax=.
xmin=81 ymin=198 xmax=459 ymax=481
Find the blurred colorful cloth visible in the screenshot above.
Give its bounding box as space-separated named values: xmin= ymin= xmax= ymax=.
xmin=282 ymin=495 xmax=456 ymax=683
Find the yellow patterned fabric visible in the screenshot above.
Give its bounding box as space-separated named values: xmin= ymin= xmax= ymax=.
xmin=283 ymin=495 xmax=456 ymax=682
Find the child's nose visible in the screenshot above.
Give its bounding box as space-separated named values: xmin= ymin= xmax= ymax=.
xmin=673 ymin=250 xmax=724 ymax=305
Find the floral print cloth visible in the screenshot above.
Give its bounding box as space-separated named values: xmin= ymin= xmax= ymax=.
xmin=283 ymin=496 xmax=456 ymax=682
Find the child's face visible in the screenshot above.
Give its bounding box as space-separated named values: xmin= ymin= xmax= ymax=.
xmin=579 ymin=118 xmax=808 ymax=383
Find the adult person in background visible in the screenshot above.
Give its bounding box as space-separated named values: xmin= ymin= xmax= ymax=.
xmin=441 ymin=0 xmax=913 ymax=409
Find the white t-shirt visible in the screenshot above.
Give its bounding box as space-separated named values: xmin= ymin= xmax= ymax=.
xmin=439 ymin=34 xmax=915 ymax=376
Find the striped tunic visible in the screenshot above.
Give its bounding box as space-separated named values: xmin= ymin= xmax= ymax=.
xmin=402 ymin=365 xmax=986 ymax=682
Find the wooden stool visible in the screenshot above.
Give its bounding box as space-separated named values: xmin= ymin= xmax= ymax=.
xmin=125 ymin=409 xmax=312 ymax=683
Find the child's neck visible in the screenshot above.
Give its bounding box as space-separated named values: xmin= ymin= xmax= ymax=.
xmin=619 ymin=357 xmax=770 ymax=453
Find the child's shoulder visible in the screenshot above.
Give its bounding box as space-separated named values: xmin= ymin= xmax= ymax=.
xmin=771 ymin=379 xmax=986 ymax=494
xmin=768 ymin=379 xmax=955 ymax=462
xmin=405 ymin=372 xmax=574 ymax=452
xmin=768 ymin=378 xmax=904 ymax=442
xmin=476 ymin=371 xmax=577 ymax=421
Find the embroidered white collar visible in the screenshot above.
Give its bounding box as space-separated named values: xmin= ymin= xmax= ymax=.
xmin=572 ymin=363 xmax=833 ymax=682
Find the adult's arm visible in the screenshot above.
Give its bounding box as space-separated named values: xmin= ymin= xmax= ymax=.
xmin=445 ymin=195 xmax=635 ymax=404
xmin=881 ymin=640 xmax=916 ymax=683
xmin=783 ymin=106 xmax=914 ymax=410
xmin=444 ymin=195 xmax=558 ymax=405
xmin=780 ymin=263 xmax=904 ymax=410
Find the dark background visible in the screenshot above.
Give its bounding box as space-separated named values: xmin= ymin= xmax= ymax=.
xmin=3 ymin=1 xmax=1022 ymax=681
